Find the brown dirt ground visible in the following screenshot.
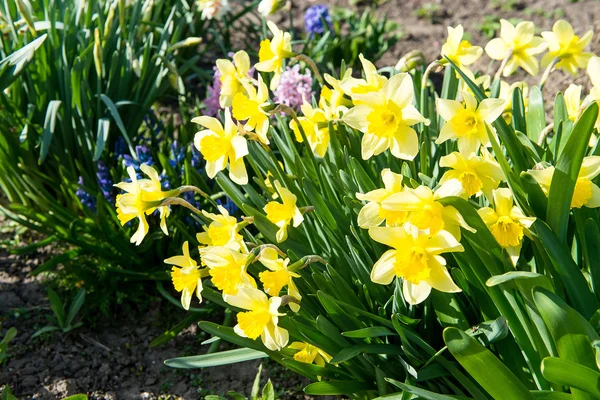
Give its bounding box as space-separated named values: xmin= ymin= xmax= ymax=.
xmin=3 ymin=0 xmax=600 ymax=399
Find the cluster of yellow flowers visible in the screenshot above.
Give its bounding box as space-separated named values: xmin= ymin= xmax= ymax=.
xmin=113 ymin=17 xmax=600 ymax=357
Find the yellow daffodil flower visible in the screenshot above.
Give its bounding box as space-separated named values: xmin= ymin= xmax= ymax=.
xmin=382 ymin=179 xmax=475 ymax=240
xmin=192 ymin=108 xmax=249 ymax=185
xmin=166 ymin=241 xmax=208 ymax=310
xmin=264 ymin=180 xmax=304 ymax=242
xmin=439 ymin=149 xmax=504 ymax=200
xmin=440 ymin=25 xmax=483 ymax=71
xmin=216 ymin=50 xmax=251 ymax=107
xmin=319 ymin=71 xmax=353 ymax=119
xmin=258 ymin=247 xmax=301 ymax=312
xmin=224 ymin=286 xmax=289 ymax=351
xmin=356 ymin=169 xmax=407 ymax=228
xmin=200 ymin=246 xmax=256 ymax=295
xmin=232 ymin=76 xmax=271 ymax=145
xmin=485 ymin=20 xmax=546 ymax=76
xmin=369 ymin=223 xmax=464 ymax=305
xmin=290 ymin=102 xmax=330 ymax=157
xmin=343 ymin=73 xmax=429 ymax=160
xmin=255 ymin=21 xmax=294 ymax=90
xmin=527 ymin=157 xmax=600 ymax=209
xmin=541 ymin=20 xmax=593 ymax=76
xmin=288 ymin=342 xmax=332 ymax=366
xmin=115 ymin=165 xmax=172 ymax=245
xmin=586 ymin=57 xmax=600 ymax=143
xmin=196 ymin=205 xmax=246 ymax=251
xmin=436 ymin=91 xmax=505 ymax=155
xmin=477 ymin=188 xmax=535 ymax=265
xmin=339 ymin=54 xmax=388 ymax=99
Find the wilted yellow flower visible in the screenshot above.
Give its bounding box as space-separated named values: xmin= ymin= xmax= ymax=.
xmin=340 ymin=54 xmax=388 ymax=99
xmin=527 ymin=157 xmax=600 ymax=209
xmin=290 ymin=102 xmax=330 ymax=157
xmin=200 ymin=246 xmax=256 ymax=295
xmin=166 ymin=241 xmax=208 ymax=310
xmin=288 ymin=342 xmax=332 ymax=366
xmin=440 ymin=25 xmax=483 ymax=70
xmin=192 ymin=108 xmax=249 ymax=185
xmin=258 ymin=247 xmax=301 ymax=312
xmin=439 ymin=149 xmax=504 ymax=200
xmin=197 ymin=205 xmax=246 ymax=251
xmin=225 ymin=286 xmax=289 ymax=351
xmin=356 ymin=169 xmax=407 ymax=228
xmin=369 ymin=223 xmax=464 ymax=305
xmin=485 ymin=20 xmax=546 ymax=76
xmin=541 ymin=20 xmax=593 ymax=76
xmin=264 ymin=180 xmax=304 ymax=242
xmin=216 ymin=50 xmax=251 ymax=107
xmin=343 ymin=73 xmax=429 ymax=160
xmin=478 ymin=188 xmax=535 ymax=265
xmin=255 ymin=21 xmax=294 ymax=90
xmin=382 ymin=180 xmax=475 ymax=240
xmin=436 ymin=91 xmax=505 ymax=155
xmin=232 ymin=76 xmax=270 ymax=145
xmin=115 ymin=165 xmax=172 ymax=245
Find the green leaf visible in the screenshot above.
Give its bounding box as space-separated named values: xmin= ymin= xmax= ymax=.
xmin=443 ymin=327 xmax=535 ymax=400
xmin=251 ymin=363 xmax=263 ymax=399
xmin=47 ymin=288 xmax=65 ymax=328
xmin=541 ymin=357 xmax=600 ymax=398
xmin=65 ymin=288 xmax=86 ymax=328
xmin=164 ymin=348 xmax=268 ymax=368
xmin=486 ymin=271 xmax=550 ymax=288
xmin=532 ymin=220 xmax=599 ymax=318
xmin=39 ymin=100 xmax=62 ymax=164
xmin=1 ymin=328 xmax=17 ymax=345
xmin=261 ymin=379 xmax=275 ymax=400
xmin=31 ymin=325 xmax=61 ymax=339
xmin=341 ymin=326 xmax=396 ymax=338
xmin=99 ymin=94 xmax=135 ymax=156
xmin=531 ymin=392 xmax=573 ymax=400
xmin=93 ymin=118 xmax=110 ymax=161
xmin=547 ymin=102 xmax=599 ymax=244
xmin=526 ymin=86 xmax=545 ymax=143
xmin=0 ymin=34 xmax=47 ymax=91
xmin=330 ymin=344 xmax=404 ymax=363
xmin=1 ymin=385 xmax=17 ymax=400
xmin=303 ymin=381 xmax=373 ymax=396
xmin=533 ymin=287 xmax=598 ymax=376
xmin=62 ymin=395 xmax=88 ymax=400
xmin=382 ymin=379 xmax=469 ymax=400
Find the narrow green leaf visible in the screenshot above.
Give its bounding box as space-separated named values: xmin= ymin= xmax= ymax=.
xmin=65 ymin=288 xmax=86 ymax=328
xmin=547 ymin=102 xmax=599 ymax=244
xmin=164 ymin=348 xmax=268 ymax=368
xmin=39 ymin=100 xmax=62 ymax=164
xmin=303 ymin=381 xmax=372 ymax=396
xmin=443 ymin=327 xmax=535 ymax=400
xmin=541 ymin=357 xmax=600 ymax=398
xmin=527 ymin=86 xmax=545 ymax=143
xmin=93 ymin=118 xmax=110 ymax=161
xmin=341 ymin=326 xmax=396 ymax=338
xmin=47 ymin=288 xmax=65 ymax=327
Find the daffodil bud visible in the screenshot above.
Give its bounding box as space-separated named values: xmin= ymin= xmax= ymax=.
xmin=103 ymin=2 xmax=116 ymax=41
xmin=257 ymin=0 xmax=284 ymax=17
xmin=395 ymin=50 xmax=425 ymax=72
xmin=16 ymin=0 xmax=36 ymax=36
xmin=168 ymin=37 xmax=203 ymax=52
xmin=141 ymin=0 xmax=153 ymax=22
xmin=93 ymin=28 xmax=103 ymax=78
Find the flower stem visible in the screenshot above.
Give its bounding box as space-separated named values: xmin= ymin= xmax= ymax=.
xmin=159 ymin=197 xmax=203 ymax=215
xmin=539 ymin=57 xmax=559 ymax=90
xmin=291 ymin=54 xmax=324 ymax=85
xmin=493 ymin=49 xmax=513 ymax=82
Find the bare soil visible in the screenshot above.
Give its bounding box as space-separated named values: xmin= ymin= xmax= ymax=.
xmin=3 ymin=0 xmax=600 ymax=398
xmin=0 ymin=220 xmax=311 ymax=399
